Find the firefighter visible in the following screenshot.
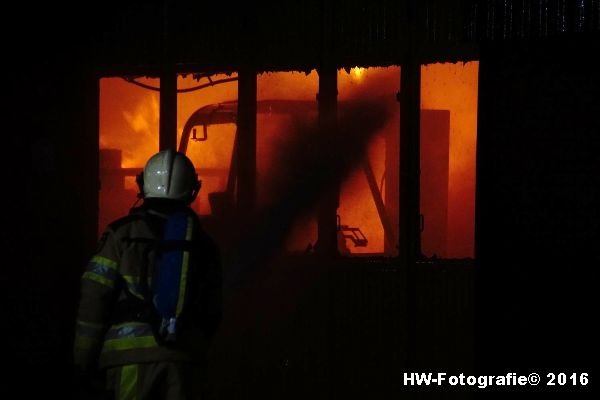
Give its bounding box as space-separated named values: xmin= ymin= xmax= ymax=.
xmin=73 ymin=149 xmax=222 ymax=399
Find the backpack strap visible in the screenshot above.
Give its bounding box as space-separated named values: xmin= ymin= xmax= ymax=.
xmin=110 ymin=209 xmax=164 ymax=328
xmin=111 ymin=206 xmax=199 ymax=344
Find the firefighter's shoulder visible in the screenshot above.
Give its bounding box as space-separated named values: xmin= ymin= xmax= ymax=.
xmin=107 ymin=213 xmax=147 ymax=233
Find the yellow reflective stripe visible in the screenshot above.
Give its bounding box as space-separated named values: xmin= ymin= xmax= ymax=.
xmin=77 ymin=320 xmax=104 ymax=329
xmin=185 ymin=215 xmax=194 ymax=241
xmin=102 ymin=336 xmax=158 ymax=352
xmin=119 ymin=365 xmax=138 ymax=400
xmin=122 ymin=275 xmax=144 ymax=299
xmin=122 ymin=275 xmax=137 ymax=284
xmin=105 ymin=323 xmax=154 ymax=341
xmin=77 ymin=319 xmax=104 ymax=328
xmin=82 ymin=271 xmax=115 ymax=288
xmin=74 ymin=334 xmax=101 ymax=350
xmin=76 ymin=320 xmax=106 ymax=339
xmin=176 ymin=216 xmax=194 ymax=316
xmin=111 ymin=322 xmax=147 ymax=330
xmin=91 ymin=255 xmax=117 ymax=269
xmin=177 ymin=252 xmax=189 ymax=316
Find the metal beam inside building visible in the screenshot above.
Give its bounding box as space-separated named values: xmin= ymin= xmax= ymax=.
xmin=315 ymin=66 xmax=339 ymax=257
xmin=236 ymin=68 xmax=257 ymax=213
xmin=159 ymin=70 xmax=178 ymax=151
xmin=399 ymin=58 xmax=421 ymax=368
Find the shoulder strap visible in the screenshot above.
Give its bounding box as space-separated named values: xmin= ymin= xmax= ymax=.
xmin=110 ymin=208 xmax=164 ymax=325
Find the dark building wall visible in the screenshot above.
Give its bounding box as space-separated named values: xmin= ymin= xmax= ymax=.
xmin=421 ymin=109 xmax=451 ymax=258
xmin=476 ymin=34 xmax=599 ymax=373
xmin=3 ymin=4 xmax=100 ymax=396
xmin=93 ymin=1 xmax=600 ymax=73
xmin=3 ymin=1 xmax=598 ymax=398
xmin=6 ymin=68 xmax=99 ymax=397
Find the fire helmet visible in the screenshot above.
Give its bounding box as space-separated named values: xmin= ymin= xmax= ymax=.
xmin=137 ymin=149 xmax=201 ymax=203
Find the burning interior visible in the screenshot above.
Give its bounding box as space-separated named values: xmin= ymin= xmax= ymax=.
xmin=12 ymin=3 xmax=599 ymax=397
xmin=99 ymin=63 xmax=478 ymax=259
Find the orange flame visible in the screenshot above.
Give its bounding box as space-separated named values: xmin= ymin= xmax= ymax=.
xmin=100 ymin=77 xmax=160 ymax=168
xmin=421 ymin=62 xmax=479 ymax=258
xmin=337 ymin=67 xmax=400 ymax=254
xmin=99 ymin=64 xmax=477 ymax=258
xmin=351 ymin=67 xmax=366 ymax=80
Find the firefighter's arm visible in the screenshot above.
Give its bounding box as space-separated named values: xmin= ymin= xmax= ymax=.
xmin=73 ymin=228 xmax=120 ymax=370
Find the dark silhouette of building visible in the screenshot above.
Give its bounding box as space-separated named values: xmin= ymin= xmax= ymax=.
xmin=4 ymin=1 xmax=598 ymax=399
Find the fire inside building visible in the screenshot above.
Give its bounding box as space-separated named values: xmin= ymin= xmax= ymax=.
xmin=5 ymin=1 xmax=599 ymax=399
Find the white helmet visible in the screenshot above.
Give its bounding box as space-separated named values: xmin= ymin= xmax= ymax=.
xmin=137 ymin=149 xmax=201 ymax=203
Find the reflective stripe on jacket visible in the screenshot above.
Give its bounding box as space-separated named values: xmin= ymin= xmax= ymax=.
xmin=73 ymin=203 xmax=222 ymax=369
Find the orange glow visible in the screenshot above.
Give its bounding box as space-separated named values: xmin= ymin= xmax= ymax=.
xmin=177 ymin=74 xmax=238 ymax=216
xmin=338 ymin=67 xmax=401 ymax=254
xmin=257 ymin=71 xmax=318 ymax=100
xmin=421 ymin=62 xmax=479 ymax=259
xmin=99 ymin=64 xmax=477 ymax=258
xmin=336 ymin=134 xmax=389 ymax=254
xmin=256 ymin=69 xmax=398 ymax=255
xmin=257 ymin=71 xmax=319 ymax=252
xmin=99 ymin=74 xmax=238 ymax=234
xmin=99 ymin=77 xmax=159 ymax=236
xmin=350 ymin=67 xmax=366 ymax=81
xmin=100 ymin=77 xmax=160 ymax=168
xmin=257 ymin=67 xmax=400 ymax=253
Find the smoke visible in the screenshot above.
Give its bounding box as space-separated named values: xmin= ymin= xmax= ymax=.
xmin=226 ymin=98 xmax=394 ymax=287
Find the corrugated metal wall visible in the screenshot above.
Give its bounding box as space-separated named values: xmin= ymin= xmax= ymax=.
xmin=205 ymin=258 xmax=474 ymax=398
xmin=95 ymin=0 xmax=600 ymax=72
